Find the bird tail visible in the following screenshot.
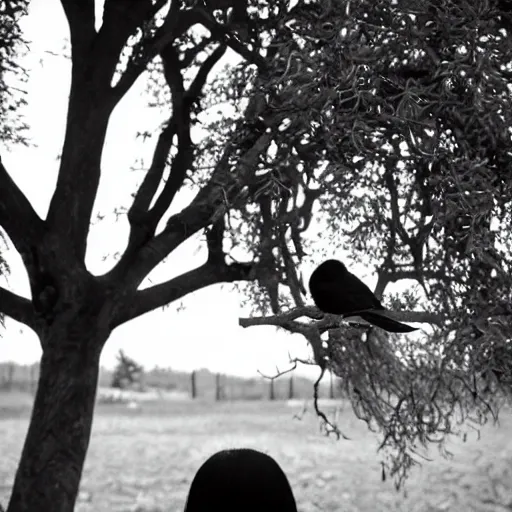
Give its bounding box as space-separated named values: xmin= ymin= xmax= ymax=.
xmin=359 ymin=311 xmax=418 ymax=333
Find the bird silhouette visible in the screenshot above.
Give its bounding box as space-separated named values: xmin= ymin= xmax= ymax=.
xmin=309 ymin=259 xmax=417 ymax=333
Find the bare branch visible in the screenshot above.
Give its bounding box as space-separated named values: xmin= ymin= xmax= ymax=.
xmin=239 ymin=306 xmax=445 ymax=332
xmin=0 ymin=157 xmax=45 ymax=255
xmin=112 ymin=259 xmax=254 ymax=328
xmin=280 ymin=232 xmax=305 ymax=307
xmin=239 ymin=305 xmax=322 ymax=334
xmin=128 ymin=121 xmax=175 ymax=229
xmin=138 ymin=44 xmax=226 ymax=223
xmin=0 ymin=286 xmax=37 ymax=331
xmin=195 ymin=8 xmax=267 ymax=70
xmin=148 ymin=44 xmax=227 ymax=226
xmin=374 ymin=269 xmax=444 ymax=299
xmin=311 ymin=365 xmax=349 ymax=439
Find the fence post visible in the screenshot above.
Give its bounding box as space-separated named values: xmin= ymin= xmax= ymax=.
xmin=215 ymin=373 xmax=222 ymax=401
xmin=288 ymin=375 xmax=294 ymax=400
xmin=191 ymin=370 xmax=197 ymax=399
xmin=269 ymin=378 xmax=275 ymax=401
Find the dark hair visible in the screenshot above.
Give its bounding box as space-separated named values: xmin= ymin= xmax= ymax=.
xmin=184 ymin=448 xmax=298 ymax=512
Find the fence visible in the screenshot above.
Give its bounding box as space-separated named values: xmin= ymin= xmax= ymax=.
xmin=0 ymin=363 xmax=344 ymax=401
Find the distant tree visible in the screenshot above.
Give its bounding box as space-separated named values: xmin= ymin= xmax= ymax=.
xmin=0 ymin=0 xmax=511 ymax=509
xmin=111 ymin=350 xmax=144 ymax=390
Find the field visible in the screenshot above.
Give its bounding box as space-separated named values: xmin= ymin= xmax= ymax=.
xmin=1 ymin=393 xmax=512 ymax=511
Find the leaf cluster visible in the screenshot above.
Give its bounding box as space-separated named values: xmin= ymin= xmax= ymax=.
xmin=0 ymin=0 xmax=29 ymax=146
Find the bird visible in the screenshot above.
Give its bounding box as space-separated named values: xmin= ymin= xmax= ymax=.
xmin=308 ymin=259 xmax=417 ymax=333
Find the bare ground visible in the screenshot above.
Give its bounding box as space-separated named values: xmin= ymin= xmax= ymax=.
xmin=1 ymin=396 xmax=512 ymax=511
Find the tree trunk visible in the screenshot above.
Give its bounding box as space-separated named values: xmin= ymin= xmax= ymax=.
xmin=7 ymin=324 xmax=105 ymax=512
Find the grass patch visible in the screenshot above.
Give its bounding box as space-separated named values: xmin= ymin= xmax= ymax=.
xmin=0 ymin=396 xmax=511 ymax=511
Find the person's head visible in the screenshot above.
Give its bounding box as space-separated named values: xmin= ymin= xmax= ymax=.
xmin=184 ymin=448 xmax=298 ymax=512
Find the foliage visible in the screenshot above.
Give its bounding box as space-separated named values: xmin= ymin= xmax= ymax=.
xmin=208 ymin=0 xmax=512 ymax=487
xmin=0 ymin=0 xmax=29 ymax=146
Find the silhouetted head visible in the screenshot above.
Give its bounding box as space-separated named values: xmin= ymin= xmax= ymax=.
xmin=184 ymin=448 xmax=298 ymax=512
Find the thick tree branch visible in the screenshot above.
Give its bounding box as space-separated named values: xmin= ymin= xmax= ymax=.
xmin=128 ymin=121 xmax=176 ymax=228
xmin=109 ymin=121 xmax=272 ymax=288
xmin=0 ymin=157 xmax=45 ymax=254
xmin=111 ymin=0 xmax=187 ymax=102
xmin=47 ymin=0 xmax=157 ymax=262
xmin=112 ymin=259 xmax=254 ymax=328
xmin=134 ymin=133 xmax=272 ymax=282
xmin=0 ymin=286 xmax=37 ymax=331
xmin=113 ymin=44 xmax=227 ymax=282
xmin=59 ymin=0 xmax=96 ymax=63
xmin=195 ymin=8 xmax=267 ymax=69
xmin=205 ymin=216 xmax=227 ymax=266
xmin=98 ymin=0 xmax=156 ymax=76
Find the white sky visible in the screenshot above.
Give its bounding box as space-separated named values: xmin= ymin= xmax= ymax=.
xmin=0 ymin=0 xmax=381 ymax=379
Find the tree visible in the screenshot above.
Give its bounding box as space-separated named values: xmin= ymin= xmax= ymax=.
xmin=111 ymin=349 xmax=144 ymax=390
xmin=238 ymin=0 xmax=512 ymax=488
xmin=0 ymin=0 xmax=511 ymax=509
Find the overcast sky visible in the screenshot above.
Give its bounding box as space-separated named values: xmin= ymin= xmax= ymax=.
xmin=0 ymin=0 xmax=376 ymax=378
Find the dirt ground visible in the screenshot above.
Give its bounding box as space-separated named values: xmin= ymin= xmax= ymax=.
xmin=1 ymin=396 xmax=512 ymax=511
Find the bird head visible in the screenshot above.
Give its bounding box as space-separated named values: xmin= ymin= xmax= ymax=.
xmin=313 ymin=259 xmax=347 ymax=279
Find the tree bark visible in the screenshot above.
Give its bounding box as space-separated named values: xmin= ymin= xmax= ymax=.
xmin=6 ymin=321 xmax=106 ymax=512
